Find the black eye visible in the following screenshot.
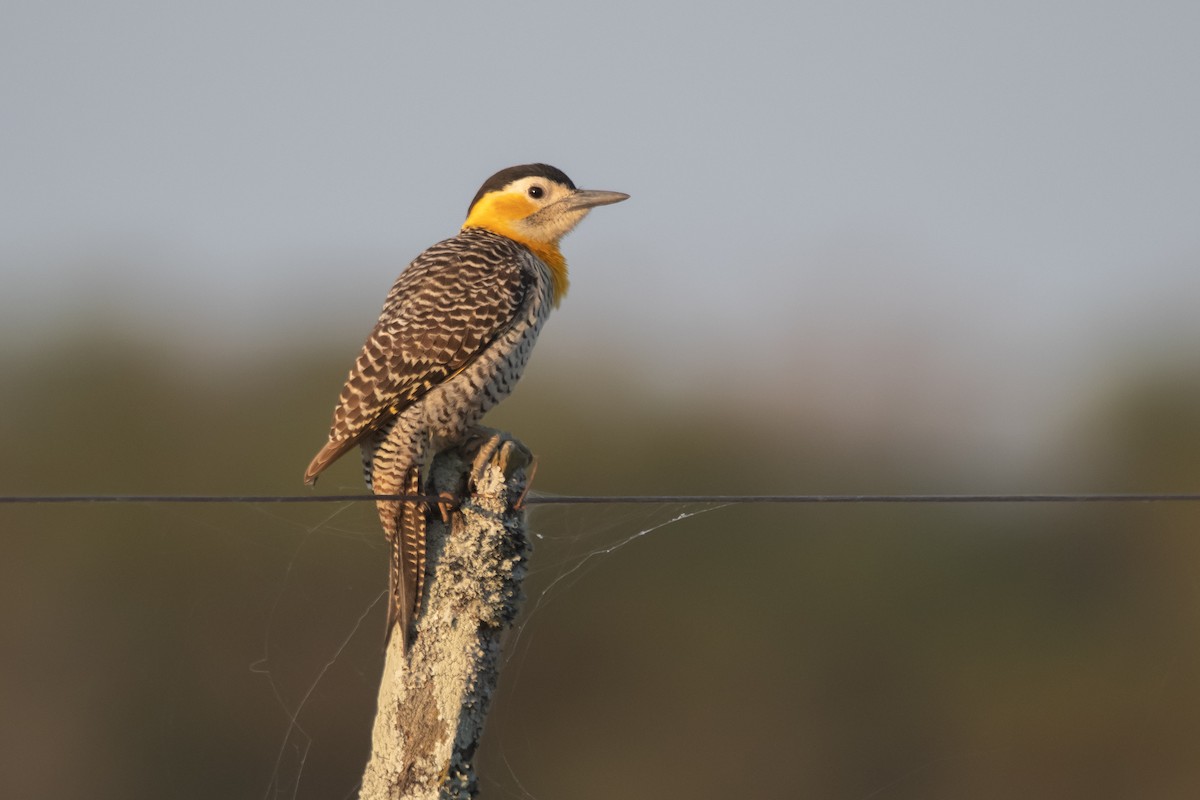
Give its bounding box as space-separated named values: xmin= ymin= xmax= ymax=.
xmin=528 ymin=185 xmax=545 ymax=199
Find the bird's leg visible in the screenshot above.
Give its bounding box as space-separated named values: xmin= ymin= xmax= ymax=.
xmin=416 ymin=445 xmax=455 ymax=524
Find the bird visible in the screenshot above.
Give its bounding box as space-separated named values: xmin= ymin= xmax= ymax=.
xmin=304 ymin=163 xmax=628 ymax=648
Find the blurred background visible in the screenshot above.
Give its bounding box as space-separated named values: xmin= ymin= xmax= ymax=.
xmin=3 ymin=2 xmax=1200 ymax=798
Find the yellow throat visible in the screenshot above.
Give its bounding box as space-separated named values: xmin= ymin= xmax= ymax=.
xmin=462 ymin=193 xmax=569 ymax=307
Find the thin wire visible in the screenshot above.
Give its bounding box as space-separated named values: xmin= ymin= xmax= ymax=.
xmin=1 ymin=492 xmax=1200 ymax=505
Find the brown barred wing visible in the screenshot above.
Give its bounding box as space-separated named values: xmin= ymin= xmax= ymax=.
xmin=304 ymin=231 xmax=532 ymax=485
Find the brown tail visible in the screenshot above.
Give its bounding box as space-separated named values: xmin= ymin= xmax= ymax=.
xmin=378 ymin=464 xmax=427 ymax=649
xmin=304 ymin=436 xmax=359 ymax=486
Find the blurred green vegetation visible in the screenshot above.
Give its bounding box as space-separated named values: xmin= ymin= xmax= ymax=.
xmin=2 ymin=332 xmax=1200 ymax=799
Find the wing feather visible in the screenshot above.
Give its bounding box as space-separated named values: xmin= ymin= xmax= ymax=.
xmin=304 ymin=231 xmax=531 ymax=484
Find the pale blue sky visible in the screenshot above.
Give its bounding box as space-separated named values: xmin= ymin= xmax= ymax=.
xmin=3 ymin=1 xmax=1199 ymax=452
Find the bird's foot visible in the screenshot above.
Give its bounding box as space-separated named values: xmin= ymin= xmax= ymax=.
xmin=461 ymin=427 xmax=536 ymax=506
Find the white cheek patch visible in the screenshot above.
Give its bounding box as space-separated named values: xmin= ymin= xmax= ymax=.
xmin=503 ymin=177 xmax=572 ymax=210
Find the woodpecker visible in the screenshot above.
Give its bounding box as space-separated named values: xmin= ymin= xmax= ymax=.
xmin=304 ymin=164 xmax=627 ymax=647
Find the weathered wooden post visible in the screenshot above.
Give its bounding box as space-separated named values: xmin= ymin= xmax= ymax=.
xmin=358 ymin=436 xmax=532 ymax=800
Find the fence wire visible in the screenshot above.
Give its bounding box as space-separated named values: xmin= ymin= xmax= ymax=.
xmin=2 ymin=492 xmax=1200 ymax=505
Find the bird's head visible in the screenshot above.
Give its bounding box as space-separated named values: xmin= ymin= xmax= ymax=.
xmin=461 ymin=164 xmax=627 ymax=306
xmin=462 ymin=163 xmax=628 ymax=249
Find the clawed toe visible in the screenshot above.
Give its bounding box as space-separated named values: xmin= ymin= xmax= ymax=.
xmin=512 ymin=454 xmax=538 ymax=510
xmin=460 ymin=428 xmax=536 ymax=502
xmin=435 ymin=490 xmax=456 ymax=523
